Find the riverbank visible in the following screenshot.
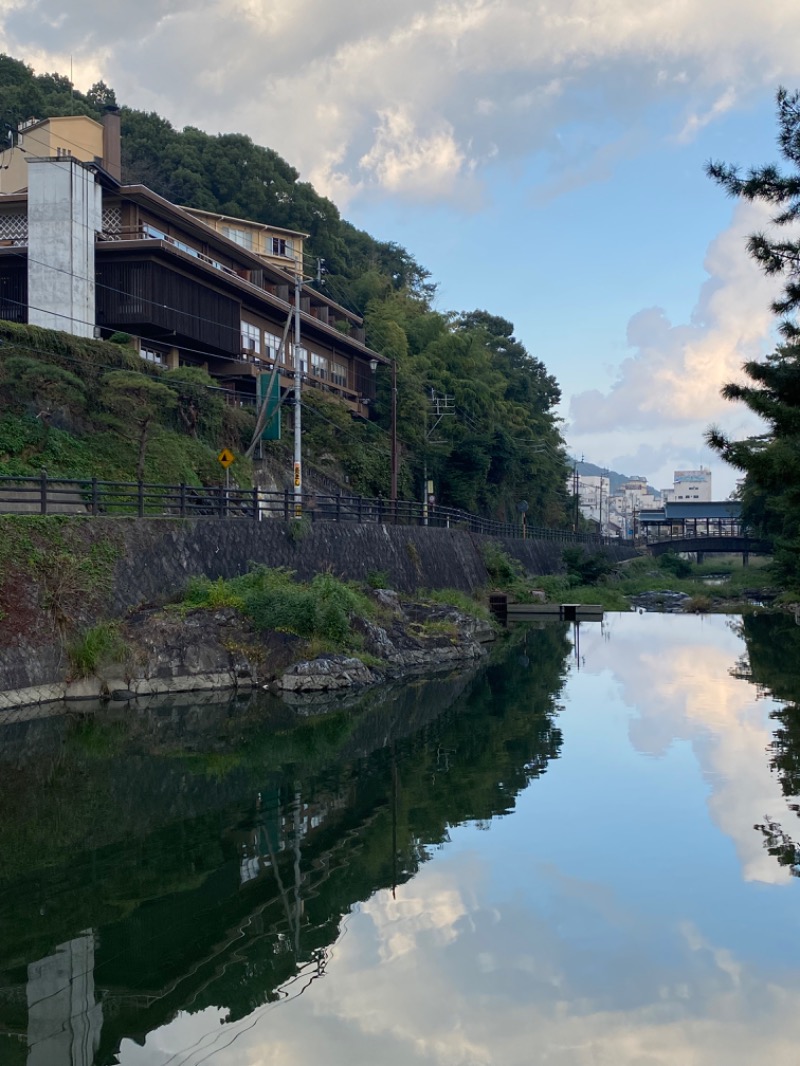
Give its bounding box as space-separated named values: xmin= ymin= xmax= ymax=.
xmin=0 ymin=579 xmax=497 ymax=711
xmin=529 ymin=555 xmax=790 ymax=615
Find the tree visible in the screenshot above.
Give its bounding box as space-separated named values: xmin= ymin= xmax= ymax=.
xmin=100 ymin=371 xmax=176 ymax=480
xmin=705 ymin=88 xmax=800 ymax=585
xmin=0 ymin=357 xmax=87 ymax=427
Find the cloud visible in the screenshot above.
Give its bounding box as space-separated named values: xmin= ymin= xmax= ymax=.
xmin=570 ymin=200 xmax=779 ymax=436
xmin=676 ymin=86 xmax=738 ymax=143
xmin=581 ymin=614 xmax=794 ymax=884
xmin=566 ymin=200 xmax=783 ymax=492
xmin=4 ymin=1 xmax=800 ymax=203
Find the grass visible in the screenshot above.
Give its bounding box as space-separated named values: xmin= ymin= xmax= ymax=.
xmin=422 ymin=587 xmax=493 ymax=623
xmin=180 ymin=566 xmax=375 ymax=649
xmin=67 ymin=622 xmax=130 ymax=678
xmin=530 ymin=554 xmax=782 ymax=613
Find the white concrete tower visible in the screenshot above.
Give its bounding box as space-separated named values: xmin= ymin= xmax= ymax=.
xmin=27 ymin=155 xmax=102 ymax=338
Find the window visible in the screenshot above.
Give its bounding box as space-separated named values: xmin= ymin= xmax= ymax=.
xmin=140 ymin=346 xmax=165 ymax=365
xmin=223 ymin=225 xmax=254 ymax=251
xmin=264 ymin=331 xmax=283 ymax=364
xmin=311 ymin=353 xmax=328 ymax=380
xmin=270 ymin=237 xmax=293 ymax=259
xmin=331 ymin=361 xmax=348 ymax=388
xmin=241 ymin=321 xmax=261 ymax=356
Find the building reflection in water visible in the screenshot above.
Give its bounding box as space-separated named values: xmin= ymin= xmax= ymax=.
xmin=27 ymin=932 xmax=102 ymax=1066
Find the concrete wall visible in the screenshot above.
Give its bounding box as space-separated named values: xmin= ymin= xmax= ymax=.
xmin=27 ymin=156 xmax=102 ymax=338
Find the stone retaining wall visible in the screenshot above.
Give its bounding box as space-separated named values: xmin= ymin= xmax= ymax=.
xmin=0 ymin=516 xmax=637 ymax=696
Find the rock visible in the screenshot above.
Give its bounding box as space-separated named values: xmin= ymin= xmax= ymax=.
xmin=275 ymin=655 xmax=382 ymax=692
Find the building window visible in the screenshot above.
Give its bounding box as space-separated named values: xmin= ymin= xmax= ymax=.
xmin=241 ymin=321 xmax=261 ymax=356
xmin=264 ymin=331 xmax=283 ymax=364
xmin=311 ymin=353 xmax=328 ymax=380
xmin=140 ymin=346 xmax=165 ymax=365
xmin=270 ymin=237 xmax=293 ymax=259
xmin=223 ymin=225 xmax=254 ymax=251
xmin=331 ymin=361 xmax=348 ymax=388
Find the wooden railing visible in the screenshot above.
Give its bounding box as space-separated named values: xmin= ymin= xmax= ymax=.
xmin=0 ymin=473 xmax=611 ymax=543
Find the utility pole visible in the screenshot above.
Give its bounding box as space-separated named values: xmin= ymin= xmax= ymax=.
xmin=390 ymin=357 xmax=398 ymax=502
xmin=293 ymin=272 xmax=303 ymax=518
xmin=598 ymin=475 xmax=604 ymax=537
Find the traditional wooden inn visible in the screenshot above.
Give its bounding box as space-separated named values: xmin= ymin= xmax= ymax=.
xmin=0 ymin=111 xmax=386 ymax=416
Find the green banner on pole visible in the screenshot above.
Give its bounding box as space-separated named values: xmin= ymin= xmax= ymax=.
xmin=258 ymin=373 xmax=281 ymax=440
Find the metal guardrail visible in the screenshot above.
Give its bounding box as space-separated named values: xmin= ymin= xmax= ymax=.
xmin=0 ymin=472 xmax=614 ymax=544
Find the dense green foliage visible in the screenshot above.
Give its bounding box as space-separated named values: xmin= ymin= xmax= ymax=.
xmin=706 ymin=88 xmax=800 ymax=586
xmin=182 ymin=566 xmax=375 ymax=648
xmin=0 ymin=53 xmax=571 ymax=524
xmin=0 ymin=322 xmax=252 ymax=483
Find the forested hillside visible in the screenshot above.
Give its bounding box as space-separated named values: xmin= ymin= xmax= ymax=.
xmin=0 ymin=54 xmax=570 ymax=524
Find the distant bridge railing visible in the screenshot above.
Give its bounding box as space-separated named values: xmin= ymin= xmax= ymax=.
xmin=0 ymin=473 xmax=612 ymax=544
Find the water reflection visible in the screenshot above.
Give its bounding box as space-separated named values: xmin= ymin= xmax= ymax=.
xmin=0 ymin=625 xmax=569 ymax=1065
xmin=735 ymin=614 xmax=800 ymax=879
xmin=4 ymin=613 xmax=800 ymax=1064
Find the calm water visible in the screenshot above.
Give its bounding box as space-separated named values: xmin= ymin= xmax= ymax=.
xmin=2 ymin=613 xmax=800 ymax=1065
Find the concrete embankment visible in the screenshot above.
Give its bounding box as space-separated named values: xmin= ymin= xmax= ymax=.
xmin=0 ymin=517 xmax=637 ymax=703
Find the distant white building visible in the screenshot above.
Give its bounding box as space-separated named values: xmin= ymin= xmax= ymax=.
xmin=673 ymin=468 xmax=712 ymax=502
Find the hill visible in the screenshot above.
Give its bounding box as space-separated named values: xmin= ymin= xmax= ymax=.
xmin=576 ymin=460 xmax=661 ymax=498
xmin=0 ymin=54 xmax=572 ymax=525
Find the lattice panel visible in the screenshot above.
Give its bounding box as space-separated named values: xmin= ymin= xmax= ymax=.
xmin=102 ymin=206 xmax=122 ymax=236
xmin=0 ymin=213 xmax=27 ymax=242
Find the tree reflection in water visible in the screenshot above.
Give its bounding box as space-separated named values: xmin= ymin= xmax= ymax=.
xmin=0 ymin=624 xmax=570 ymax=1066
xmin=736 ymin=614 xmax=800 ymax=878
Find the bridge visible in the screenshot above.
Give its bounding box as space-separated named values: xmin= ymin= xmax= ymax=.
xmin=638 ymin=501 xmax=772 ymax=563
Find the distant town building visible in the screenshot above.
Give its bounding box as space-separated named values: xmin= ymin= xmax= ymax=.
xmin=673 ymin=468 xmax=712 ymax=502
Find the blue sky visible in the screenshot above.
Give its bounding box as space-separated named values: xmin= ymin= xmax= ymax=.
xmin=2 ymin=0 xmax=800 ymax=495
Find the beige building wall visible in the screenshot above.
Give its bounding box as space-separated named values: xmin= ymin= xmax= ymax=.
xmin=185 ymin=208 xmax=305 ymax=272
xmin=0 ymin=115 xmax=104 ymax=194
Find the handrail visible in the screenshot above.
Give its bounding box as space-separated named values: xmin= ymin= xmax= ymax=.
xmin=0 ymin=473 xmax=615 ymax=544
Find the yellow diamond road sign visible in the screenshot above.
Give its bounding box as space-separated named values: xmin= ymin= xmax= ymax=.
xmin=217 ymin=448 xmax=235 ymax=468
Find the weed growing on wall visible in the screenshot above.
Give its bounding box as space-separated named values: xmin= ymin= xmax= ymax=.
xmin=67 ymin=622 xmax=130 ymax=678
xmin=0 ymin=517 xmax=123 ymax=636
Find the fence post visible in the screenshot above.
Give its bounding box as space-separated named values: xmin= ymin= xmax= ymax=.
xmin=40 ymin=468 xmax=48 ymax=515
xmin=252 ymin=486 xmax=259 ymax=521
xmin=137 ymin=480 xmax=144 ymax=517
xmin=336 ymin=492 xmax=342 ymax=523
xmin=91 ymin=476 xmax=99 ymax=516
xmin=377 ymin=497 xmax=384 ymax=523
xmin=357 ymin=496 xmax=363 ymax=524
xmin=179 ymin=482 xmax=186 ymax=518
xmin=284 ymin=489 xmax=290 ymax=521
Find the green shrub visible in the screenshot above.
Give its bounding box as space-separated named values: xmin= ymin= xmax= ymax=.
xmin=366 ymin=570 xmax=390 ymax=589
xmin=658 ymin=552 xmax=693 ymax=579
xmin=67 ymin=623 xmax=129 ymax=678
xmin=423 ymin=588 xmax=492 ymax=622
xmin=562 ymin=547 xmax=617 ymax=586
xmin=482 ymin=542 xmax=525 ymax=586
xmin=182 ymin=576 xmax=245 ymax=610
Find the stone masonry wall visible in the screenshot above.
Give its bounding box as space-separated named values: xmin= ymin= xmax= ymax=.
xmin=0 ymin=516 xmax=637 ymax=694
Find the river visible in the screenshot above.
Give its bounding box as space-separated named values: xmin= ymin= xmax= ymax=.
xmin=2 ymin=612 xmax=800 ymax=1065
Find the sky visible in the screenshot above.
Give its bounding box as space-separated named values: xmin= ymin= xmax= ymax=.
xmin=2 ymin=0 xmax=800 ymax=495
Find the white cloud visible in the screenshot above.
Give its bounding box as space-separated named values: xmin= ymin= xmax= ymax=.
xmin=4 ymin=1 xmax=800 ymax=203
xmin=567 ymin=200 xmax=783 ymax=492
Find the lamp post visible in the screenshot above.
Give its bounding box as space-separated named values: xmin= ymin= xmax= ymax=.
xmin=293 ymin=273 xmax=303 ymax=518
